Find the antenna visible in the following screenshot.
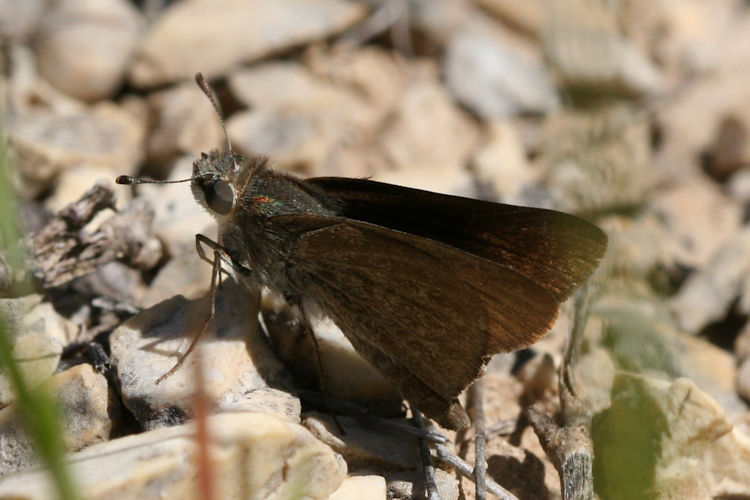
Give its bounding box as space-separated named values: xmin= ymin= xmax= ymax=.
xmin=195 ymin=73 xmax=233 ymax=155
xmin=115 ymin=175 xmax=198 ymax=185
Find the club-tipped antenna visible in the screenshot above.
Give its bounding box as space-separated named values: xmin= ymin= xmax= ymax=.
xmin=116 ymin=175 xmax=198 ymax=185
xmin=195 ymin=72 xmax=233 ymax=156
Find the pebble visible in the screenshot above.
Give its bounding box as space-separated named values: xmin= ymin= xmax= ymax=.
xmin=593 ymin=373 xmax=750 ymax=499
xmin=543 ymin=0 xmax=663 ymax=96
xmin=378 ymin=73 xmax=479 ymax=193
xmin=262 ymin=294 xmax=404 ymax=417
xmin=136 ymin=156 xmax=215 ymax=255
xmin=304 ymin=414 xmax=420 ymax=471
xmin=110 ymin=278 xmax=296 ymax=429
xmin=0 ymin=412 xmax=347 ymax=499
xmin=129 ymin=0 xmax=367 ymax=87
xmin=10 ymin=103 xmax=145 ymax=198
xmin=671 ymin=227 xmax=750 ymax=333
xmin=0 ymin=295 xmax=69 ymax=406
xmin=34 ymin=0 xmax=142 ymax=101
xmin=649 ymin=176 xmax=743 ymax=269
xmin=0 ymin=0 xmax=45 ymax=40
xmin=444 ymin=12 xmax=558 ymax=118
xmin=144 ymin=81 xmax=225 ymax=174
xmin=0 ymin=364 xmax=112 ymax=476
xmin=329 ymin=475 xmax=387 ymax=500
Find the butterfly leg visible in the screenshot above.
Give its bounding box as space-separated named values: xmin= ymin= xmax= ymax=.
xmin=154 ymin=235 xmax=251 ymax=384
xmin=298 ymin=311 xmax=346 ymax=435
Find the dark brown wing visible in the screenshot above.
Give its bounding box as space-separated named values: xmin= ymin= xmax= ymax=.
xmin=269 ymin=215 xmax=559 ymax=429
xmin=307 ymin=177 xmax=608 ymax=302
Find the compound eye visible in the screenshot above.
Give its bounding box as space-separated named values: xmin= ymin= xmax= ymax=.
xmin=205 ymin=179 xmax=234 ymax=215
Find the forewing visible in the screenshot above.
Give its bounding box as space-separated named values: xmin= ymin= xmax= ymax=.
xmin=270 ymin=215 xmax=559 ymax=429
xmin=308 ymin=177 xmax=608 ymax=302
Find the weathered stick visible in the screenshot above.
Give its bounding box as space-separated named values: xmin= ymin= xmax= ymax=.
xmin=0 ymin=183 xmax=161 ymax=296
xmin=529 ymin=289 xmax=595 ymax=500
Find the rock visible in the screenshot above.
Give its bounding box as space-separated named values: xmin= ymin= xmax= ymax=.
xmin=46 ymin=163 xmax=125 ymax=212
xmin=136 ymin=156 xmax=215 ymax=255
xmin=593 ymin=373 xmax=750 ymax=500
xmin=543 ymin=0 xmax=663 ymax=97
xmin=329 ymin=475 xmax=387 ymax=500
xmin=0 ymin=364 xmax=113 ymax=476
xmin=110 ymin=278 xmax=297 ymax=429
xmin=702 ymin=115 xmax=749 ymax=183
xmin=227 ymin=62 xmax=376 ymax=175
xmin=585 ymin=298 xmax=747 ymax=421
xmin=145 ymin=81 xmax=225 ymax=174
xmin=304 ymin=414 xmax=420 ymax=471
xmin=0 ymin=295 xmax=69 ymax=406
xmin=620 ymin=0 xmax=740 ymax=74
xmin=34 ymin=0 xmax=142 ymax=101
xmin=476 ymin=0 xmax=545 ymax=37
xmin=378 ymin=73 xmax=479 ymax=193
xmin=0 ymin=412 xmax=347 ymax=499
xmin=471 ymin=120 xmax=540 ymax=203
xmin=444 ymin=12 xmax=558 ymax=118
xmin=388 ymin=468 xmax=459 ymax=500
xmin=305 ymin=46 xmax=407 ymax=120
xmin=649 ymin=176 xmax=743 ymax=269
xmin=542 ymin=104 xmax=654 ymax=214
xmin=129 ymin=0 xmax=367 ymax=87
xmin=262 ymin=294 xmax=403 ymax=418
xmin=728 ymin=168 xmax=750 ymax=204
xmin=671 ymin=227 xmax=750 ymax=333
xmin=139 ymin=251 xmax=213 ymax=308
xmin=0 ymin=0 xmax=45 ymax=40
xmin=654 ymin=62 xmax=750 ymax=179
xmin=10 ymin=103 xmax=145 ymax=198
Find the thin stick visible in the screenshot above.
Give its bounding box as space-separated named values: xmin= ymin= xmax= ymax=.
xmin=412 ymin=408 xmax=440 ymax=500
xmin=435 ymin=444 xmax=519 ymax=500
xmin=296 ymin=389 xmax=447 ymax=443
xmin=468 ymin=380 xmax=488 ymax=500
xmin=155 ymin=248 xmax=222 ymax=384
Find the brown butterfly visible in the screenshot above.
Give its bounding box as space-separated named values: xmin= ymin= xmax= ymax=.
xmin=119 ymin=74 xmax=607 ymax=430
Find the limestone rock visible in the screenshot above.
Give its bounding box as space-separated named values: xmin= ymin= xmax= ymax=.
xmin=110 ymin=278 xmax=296 ymax=429
xmin=129 ymin=0 xmax=367 ymax=87
xmin=0 ymin=412 xmax=347 ymax=499
xmin=0 ymin=364 xmax=113 ymax=476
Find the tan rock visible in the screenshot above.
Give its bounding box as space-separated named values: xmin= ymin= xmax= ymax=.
xmin=471 ymin=120 xmax=539 ymax=203
xmin=0 ymin=296 xmax=68 ymax=406
xmin=543 ymin=0 xmax=663 ymax=96
xmin=129 ymin=0 xmax=367 ymax=87
xmin=0 ymin=412 xmax=347 ymax=499
xmin=595 ymin=374 xmax=750 ymax=499
xmin=145 ymin=81 xmax=225 ymax=173
xmin=10 ymin=103 xmax=144 ymax=198
xmin=671 ymin=227 xmax=750 ymax=332
xmin=34 ymin=0 xmax=142 ymax=101
xmin=378 ymin=74 xmax=479 ymax=194
xmin=444 ymin=12 xmax=558 ymax=118
xmin=477 ymin=0 xmax=546 ymax=37
xmin=0 ymin=364 xmax=112 ymax=476
xmin=304 ymin=414 xmax=419 ymax=471
xmin=136 ymin=156 xmax=215 ymax=255
xmin=262 ymin=292 xmax=404 ymax=416
xmin=543 ymin=105 xmax=654 ymax=214
xmin=329 ymin=475 xmax=387 ymax=500
xmin=227 ymin=62 xmax=379 ymax=176
xmin=110 ymin=278 xmax=297 ymax=429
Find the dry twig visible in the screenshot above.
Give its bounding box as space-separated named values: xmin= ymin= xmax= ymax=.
xmin=0 ymin=183 xmax=161 ymax=296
